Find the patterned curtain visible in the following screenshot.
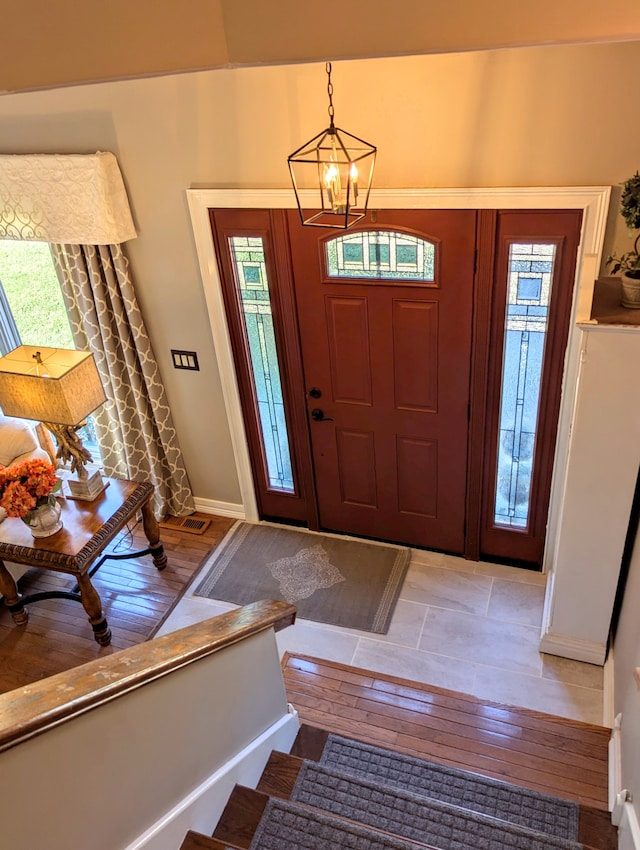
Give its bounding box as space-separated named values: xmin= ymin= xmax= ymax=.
xmin=51 ymin=243 xmax=195 ymax=519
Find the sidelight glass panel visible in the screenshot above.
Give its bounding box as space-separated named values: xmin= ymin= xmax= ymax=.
xmin=494 ymin=243 xmax=556 ymax=529
xmin=325 ymin=231 xmax=435 ymax=281
xmin=229 ymin=236 xmax=294 ymax=493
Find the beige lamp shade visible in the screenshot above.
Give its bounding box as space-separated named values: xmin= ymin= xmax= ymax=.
xmin=0 ymin=345 xmax=106 ymax=426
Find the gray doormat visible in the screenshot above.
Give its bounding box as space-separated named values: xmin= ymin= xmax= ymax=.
xmin=193 ymin=522 xmax=410 ymax=633
xmin=319 ymin=733 xmax=580 ymax=839
xmin=291 ymin=761 xmax=584 ymax=850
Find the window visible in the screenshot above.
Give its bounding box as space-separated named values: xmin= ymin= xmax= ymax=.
xmin=0 ymin=240 xmax=99 ymax=457
xmin=493 ymin=242 xmax=556 ymax=529
xmin=228 ymin=235 xmax=294 ymax=493
xmin=325 ymin=231 xmax=436 ymax=281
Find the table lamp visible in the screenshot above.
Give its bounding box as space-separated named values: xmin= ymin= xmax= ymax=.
xmin=0 ymin=345 xmax=107 ymax=500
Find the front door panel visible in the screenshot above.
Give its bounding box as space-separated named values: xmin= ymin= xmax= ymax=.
xmin=287 ymin=209 xmax=476 ymax=552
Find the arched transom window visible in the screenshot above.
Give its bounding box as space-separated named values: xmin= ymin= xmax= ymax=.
xmin=324 ymin=230 xmax=436 ymax=281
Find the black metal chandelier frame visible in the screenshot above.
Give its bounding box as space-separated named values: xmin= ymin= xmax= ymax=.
xmin=287 ymin=62 xmax=377 ymax=229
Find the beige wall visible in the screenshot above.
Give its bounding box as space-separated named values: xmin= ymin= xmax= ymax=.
xmin=2 ymin=0 xmax=640 ymax=92
xmin=1 ymin=40 xmax=639 ymax=502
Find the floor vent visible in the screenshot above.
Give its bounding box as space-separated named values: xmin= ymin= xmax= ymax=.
xmin=160 ymin=516 xmax=211 ymax=535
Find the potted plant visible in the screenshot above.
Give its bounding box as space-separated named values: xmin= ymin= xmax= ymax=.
xmin=606 ymin=171 xmax=640 ymax=308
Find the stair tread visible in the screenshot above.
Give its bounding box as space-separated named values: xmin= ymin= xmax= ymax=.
xmin=296 ymin=760 xmax=584 ymax=849
xmin=214 ymin=786 xmax=442 ymax=850
xmin=213 ymin=785 xmax=269 ymax=849
xmin=179 ymin=830 xmax=242 ymax=850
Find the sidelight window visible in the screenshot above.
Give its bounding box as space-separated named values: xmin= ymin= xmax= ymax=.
xmin=228 ymin=236 xmax=294 ymax=493
xmin=493 ymin=242 xmax=556 ymax=529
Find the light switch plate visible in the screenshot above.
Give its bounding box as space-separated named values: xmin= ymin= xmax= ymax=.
xmin=171 ymin=349 xmax=199 ymax=371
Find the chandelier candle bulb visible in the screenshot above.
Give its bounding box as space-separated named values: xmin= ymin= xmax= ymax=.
xmin=350 ymin=163 xmax=359 ymax=204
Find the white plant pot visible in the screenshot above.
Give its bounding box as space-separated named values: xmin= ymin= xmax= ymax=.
xmin=620 ymin=273 xmax=640 ymax=309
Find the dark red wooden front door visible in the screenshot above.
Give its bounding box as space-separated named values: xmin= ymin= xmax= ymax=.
xmin=287 ymin=209 xmax=476 ymax=552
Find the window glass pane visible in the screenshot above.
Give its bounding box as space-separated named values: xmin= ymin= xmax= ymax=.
xmin=0 ymin=241 xmax=98 ymax=457
xmin=0 ymin=241 xmax=73 ymax=349
xmin=494 ymin=243 xmax=556 ymax=529
xmin=325 ymin=231 xmax=435 ymax=280
xmin=229 ymin=236 xmax=295 ymax=493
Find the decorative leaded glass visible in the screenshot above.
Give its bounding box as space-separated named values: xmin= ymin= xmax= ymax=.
xmin=229 ymin=236 xmax=294 ymax=493
xmin=325 ymin=231 xmax=435 ymax=281
xmin=494 ymin=243 xmax=556 ymax=529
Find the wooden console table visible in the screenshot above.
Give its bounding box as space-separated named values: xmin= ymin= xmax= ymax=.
xmin=0 ymin=479 xmax=167 ymax=646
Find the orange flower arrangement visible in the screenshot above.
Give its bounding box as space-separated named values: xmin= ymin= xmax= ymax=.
xmin=0 ymin=458 xmax=60 ymax=519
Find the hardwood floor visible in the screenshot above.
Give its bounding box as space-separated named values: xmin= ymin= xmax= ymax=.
xmin=0 ymin=512 xmax=235 ymax=694
xmin=281 ymin=652 xmax=611 ymax=811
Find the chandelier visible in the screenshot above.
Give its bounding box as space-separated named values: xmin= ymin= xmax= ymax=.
xmin=287 ymin=62 xmax=377 ymax=229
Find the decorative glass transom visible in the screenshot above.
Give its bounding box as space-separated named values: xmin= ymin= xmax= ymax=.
xmin=229 ymin=236 xmax=294 ymax=493
xmin=494 ymin=243 xmax=556 ymax=530
xmin=325 ymin=231 xmax=435 ymax=281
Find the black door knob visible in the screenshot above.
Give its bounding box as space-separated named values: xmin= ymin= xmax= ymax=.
xmin=311 ymin=408 xmax=333 ymax=421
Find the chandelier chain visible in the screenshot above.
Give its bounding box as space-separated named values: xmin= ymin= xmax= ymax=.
xmin=326 ymin=61 xmax=335 ymax=125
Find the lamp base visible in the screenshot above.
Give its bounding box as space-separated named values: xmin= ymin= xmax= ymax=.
xmin=66 ymin=469 xmax=107 ymax=501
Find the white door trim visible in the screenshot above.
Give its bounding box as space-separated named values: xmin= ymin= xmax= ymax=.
xmin=187 ymin=186 xmax=611 ymax=553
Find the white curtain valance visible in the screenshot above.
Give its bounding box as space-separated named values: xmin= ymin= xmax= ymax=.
xmin=0 ymin=152 xmax=136 ymax=244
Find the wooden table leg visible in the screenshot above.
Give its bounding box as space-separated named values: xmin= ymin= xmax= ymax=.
xmin=75 ymin=572 xmax=111 ymax=646
xmin=141 ymin=500 xmax=168 ymax=570
xmin=0 ymin=559 xmax=28 ymax=625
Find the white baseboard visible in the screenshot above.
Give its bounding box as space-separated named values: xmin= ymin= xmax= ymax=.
xmin=193 ymin=497 xmax=245 ymax=519
xmin=539 ymin=571 xmax=608 ymax=666
xmin=538 ymin=629 xmax=606 ymax=665
xmin=124 ymin=708 xmax=299 ymax=850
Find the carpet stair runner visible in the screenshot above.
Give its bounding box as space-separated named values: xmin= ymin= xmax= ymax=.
xmin=180 ymin=724 xmax=617 ymax=850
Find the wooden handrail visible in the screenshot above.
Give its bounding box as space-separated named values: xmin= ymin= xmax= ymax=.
xmin=0 ymin=599 xmax=296 ymax=753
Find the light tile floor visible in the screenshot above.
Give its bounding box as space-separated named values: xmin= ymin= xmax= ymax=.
xmin=157 ymin=534 xmax=605 ymax=726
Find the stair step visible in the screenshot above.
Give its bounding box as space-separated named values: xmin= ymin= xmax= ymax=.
xmin=257 ymin=749 xmax=303 ymax=798
xmin=213 ymin=785 xmax=440 ymax=850
xmin=290 ymin=722 xmax=330 ymax=761
xmin=179 ymin=830 xmax=242 ymax=850
xmin=213 ymin=785 xmax=269 ymax=849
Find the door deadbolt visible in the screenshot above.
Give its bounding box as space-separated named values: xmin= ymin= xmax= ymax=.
xmin=309 ymin=387 xmax=322 ymax=399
